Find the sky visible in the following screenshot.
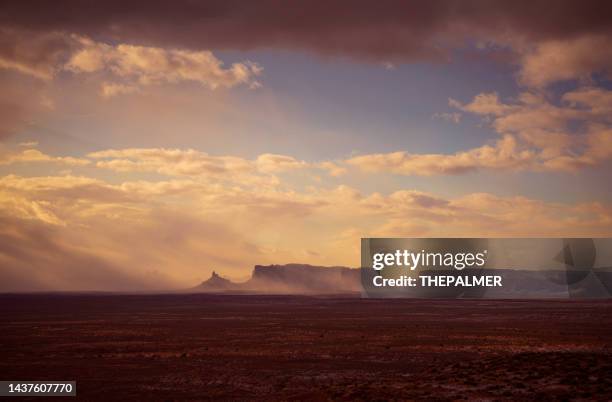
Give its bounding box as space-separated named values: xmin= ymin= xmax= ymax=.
xmin=0 ymin=1 xmax=611 ymax=291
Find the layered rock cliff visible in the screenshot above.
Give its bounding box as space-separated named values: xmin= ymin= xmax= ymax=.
xmin=192 ymin=264 xmax=361 ymax=294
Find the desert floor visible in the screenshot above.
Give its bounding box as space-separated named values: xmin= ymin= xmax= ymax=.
xmin=1 ymin=294 xmax=611 ymax=400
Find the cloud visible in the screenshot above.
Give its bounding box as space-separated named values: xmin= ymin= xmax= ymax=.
xmin=347 ymin=135 xmax=533 ymax=175
xmin=0 ymin=168 xmax=610 ymax=291
xmin=65 ymin=36 xmax=262 ymax=92
xmin=0 ymin=27 xmax=73 ymax=80
xmin=88 ymin=147 xmax=338 ymax=180
xmin=361 ymin=190 xmax=612 ymax=238
xmin=2 ymin=1 xmax=611 ymax=64
xmin=585 ymin=128 xmax=612 ymax=161
xmin=451 ymin=92 xmax=515 ymax=116
xmin=0 ymin=148 xmax=90 ymax=166
xmin=0 ymin=29 xmax=262 ymax=98
xmin=454 ymin=89 xmax=612 ymax=169
xmin=88 ymin=148 xmax=253 ymax=176
xmin=0 ymin=3 xmax=610 ymax=291
xmin=0 ymin=28 xmax=265 ymax=142
xmin=317 ymin=161 xmax=348 ymax=177
xmin=349 ymin=87 xmax=612 ymax=176
xmin=1 ymin=3 xmax=611 ymax=97
xmin=562 ymin=87 xmax=612 ymax=117
xmin=0 ymin=175 xmax=137 ymax=223
xmin=0 ymin=173 xmax=325 ymax=290
xmin=1 ymin=171 xmax=610 ymax=291
xmin=518 ymin=35 xmax=612 ymax=87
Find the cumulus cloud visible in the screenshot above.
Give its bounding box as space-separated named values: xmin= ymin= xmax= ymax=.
xmin=562 ymin=87 xmax=612 ymax=118
xmin=349 ymin=88 xmax=612 ymax=176
xmin=519 ymin=35 xmax=612 ymax=87
xmin=88 ymin=148 xmax=337 ymax=180
xmin=347 ymin=135 xmax=533 ymax=175
xmin=0 ymin=148 xmax=90 ymax=166
xmin=451 ymin=92 xmax=515 ymax=116
xmin=88 ymin=148 xmax=260 ymax=179
xmin=65 ymin=36 xmax=262 ymax=92
xmin=0 ymin=29 xmax=262 ymax=97
xmin=454 ymin=89 xmax=612 ymax=169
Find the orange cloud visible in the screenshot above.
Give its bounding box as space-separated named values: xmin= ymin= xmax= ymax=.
xmin=88 ymin=148 xmax=337 ymax=182
xmin=89 ymin=148 xmax=253 ymax=176
xmin=255 ymin=154 xmax=306 ymax=173
xmin=0 ymin=171 xmax=610 ymax=291
xmin=519 ymin=35 xmax=612 ymax=88
xmin=347 ymin=135 xmax=533 ymax=175
xmin=0 ymin=29 xmax=262 ymax=97
xmin=66 ymin=36 xmax=262 ymax=94
xmin=0 ymin=148 xmax=90 ymax=166
xmin=349 ymin=88 xmax=612 ymax=176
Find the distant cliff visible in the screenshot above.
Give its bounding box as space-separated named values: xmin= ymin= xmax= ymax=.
xmin=192 ymin=266 xmax=612 ymax=297
xmin=192 ymin=264 xmax=361 ymax=294
xmin=195 ymin=271 xmax=240 ymax=292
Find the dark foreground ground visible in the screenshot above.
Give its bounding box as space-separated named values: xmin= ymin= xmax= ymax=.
xmin=1 ymin=295 xmax=611 ymax=401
